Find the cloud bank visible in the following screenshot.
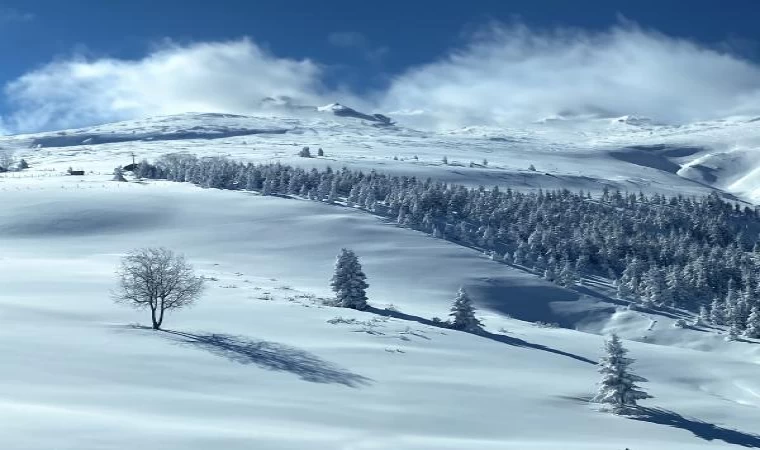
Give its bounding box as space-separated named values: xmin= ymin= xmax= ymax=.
xmin=4 ymin=23 xmax=760 ymax=133
xmin=3 ymin=39 xmax=331 ymax=132
xmin=380 ymin=23 xmax=760 ymax=128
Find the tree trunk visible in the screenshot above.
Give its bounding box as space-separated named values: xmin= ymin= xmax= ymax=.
xmin=156 ymin=298 xmax=166 ymax=330
xmin=151 ymin=306 xmax=160 ymax=330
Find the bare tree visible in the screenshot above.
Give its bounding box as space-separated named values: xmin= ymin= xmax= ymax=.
xmin=114 ymin=247 xmax=205 ymax=329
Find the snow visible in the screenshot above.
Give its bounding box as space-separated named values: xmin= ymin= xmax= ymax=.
xmin=4 ymin=109 xmax=760 ymax=204
xmin=2 ymin=111 xmax=760 ymax=448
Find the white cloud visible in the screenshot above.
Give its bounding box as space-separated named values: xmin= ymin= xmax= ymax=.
xmin=4 ymin=39 xmax=332 ymax=132
xmin=5 ymin=24 xmax=760 ymax=133
xmin=378 ymin=23 xmax=760 ymax=129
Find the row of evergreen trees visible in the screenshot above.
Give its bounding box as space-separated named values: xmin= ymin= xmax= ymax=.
xmin=135 ymin=154 xmax=760 ymax=332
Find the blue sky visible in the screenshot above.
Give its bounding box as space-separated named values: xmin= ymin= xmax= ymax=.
xmin=2 ymin=0 xmax=760 ymax=132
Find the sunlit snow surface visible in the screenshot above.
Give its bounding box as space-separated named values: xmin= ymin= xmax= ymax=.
xmin=1 ymin=111 xmax=760 ymax=449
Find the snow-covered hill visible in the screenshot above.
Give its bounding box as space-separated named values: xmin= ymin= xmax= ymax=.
xmin=3 ymin=108 xmax=759 ymax=201
xmin=2 ymin=109 xmax=760 ymax=449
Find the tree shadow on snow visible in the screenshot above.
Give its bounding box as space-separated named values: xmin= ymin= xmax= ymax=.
xmin=367 ymin=307 xmax=596 ymax=365
xmin=632 ymin=407 xmax=760 ymax=448
xmin=133 ymin=326 xmax=371 ymax=387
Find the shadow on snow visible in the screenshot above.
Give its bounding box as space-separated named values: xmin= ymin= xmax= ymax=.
xmin=366 ymin=306 xmax=596 ymax=365
xmin=632 ymin=407 xmax=760 ymax=448
xmin=559 ymin=397 xmax=760 ymax=448
xmin=131 ymin=325 xmax=371 ymax=388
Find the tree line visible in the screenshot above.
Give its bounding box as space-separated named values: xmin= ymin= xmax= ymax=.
xmin=132 ymin=153 xmax=760 ymax=336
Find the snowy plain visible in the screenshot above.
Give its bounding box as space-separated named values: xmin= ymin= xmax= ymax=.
xmin=2 ymin=109 xmax=760 ymax=449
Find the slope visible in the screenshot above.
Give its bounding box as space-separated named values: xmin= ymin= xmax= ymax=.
xmin=2 ymin=171 xmax=760 ymax=449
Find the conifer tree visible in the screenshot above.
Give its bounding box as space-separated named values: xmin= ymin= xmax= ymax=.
xmin=593 ymin=333 xmax=651 ymax=415
xmin=724 ymin=283 xmax=740 ymax=326
xmin=727 ymin=321 xmax=741 ymax=341
xmin=327 ymin=180 xmax=339 ymax=203
xmin=744 ymin=306 xmax=760 ymax=338
xmin=449 ymin=287 xmax=483 ymax=332
xmin=697 ymin=305 xmax=710 ymax=325
xmin=710 ymin=298 xmax=726 ymax=325
xmin=112 ymin=166 xmax=127 ymax=182
xmin=261 ymin=178 xmax=272 ymax=196
xmin=617 ymin=280 xmax=632 ymax=301
xmin=330 ymin=248 xmax=369 ymax=310
xmin=543 ymin=265 xmax=556 ymax=282
xmin=559 ymin=260 xmax=577 ymax=287
xmin=513 ymin=245 xmax=526 ymax=266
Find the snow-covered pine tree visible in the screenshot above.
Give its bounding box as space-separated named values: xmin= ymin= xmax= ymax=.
xmin=449 ymin=287 xmax=483 ymax=333
xmin=330 ymin=248 xmax=369 ymax=310
xmin=696 ymin=305 xmax=710 ymax=325
xmin=559 ymin=259 xmax=577 ymax=287
xmin=422 ymin=212 xmax=435 ymax=233
xmin=347 ymin=185 xmax=360 ymax=206
xmin=396 ymin=206 xmax=407 ymax=226
xmin=363 ymin=189 xmax=377 ymax=212
xmin=112 ymin=166 xmax=127 ymax=182
xmin=727 ymin=321 xmax=741 ymax=341
xmin=617 ymin=280 xmax=632 ymax=301
xmin=327 ymin=180 xmax=339 ymax=203
xmin=534 ymin=254 xmax=546 ymax=271
xmin=593 ymin=333 xmax=651 ymax=415
xmin=261 ymin=178 xmax=273 ymax=196
xmin=575 ymin=253 xmax=590 ymax=274
xmin=480 ymin=225 xmax=496 ymax=247
xmin=513 ymin=243 xmax=527 ymax=266
xmin=744 ymin=306 xmax=760 ymax=338
xmin=710 ymin=298 xmax=726 ymax=325
xmin=665 ymin=266 xmax=681 ymax=307
xmin=724 ymin=282 xmax=740 ymax=327
xmin=642 ymin=267 xmax=667 ymax=307
xmin=134 ymin=159 xmax=154 ymax=179
xmin=543 ymin=265 xmax=556 ymax=282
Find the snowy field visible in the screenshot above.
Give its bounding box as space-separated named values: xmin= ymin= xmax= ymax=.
xmin=2 ymin=111 xmax=760 ymax=449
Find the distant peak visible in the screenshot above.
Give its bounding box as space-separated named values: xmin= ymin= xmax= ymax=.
xmin=317 ymin=102 xmax=394 ymax=126
xmin=610 ymin=115 xmax=656 ymax=126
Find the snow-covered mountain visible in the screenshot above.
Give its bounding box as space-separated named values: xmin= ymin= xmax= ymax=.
xmin=2 ymin=108 xmax=760 ymax=449
xmin=3 ymin=107 xmax=760 ymax=201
